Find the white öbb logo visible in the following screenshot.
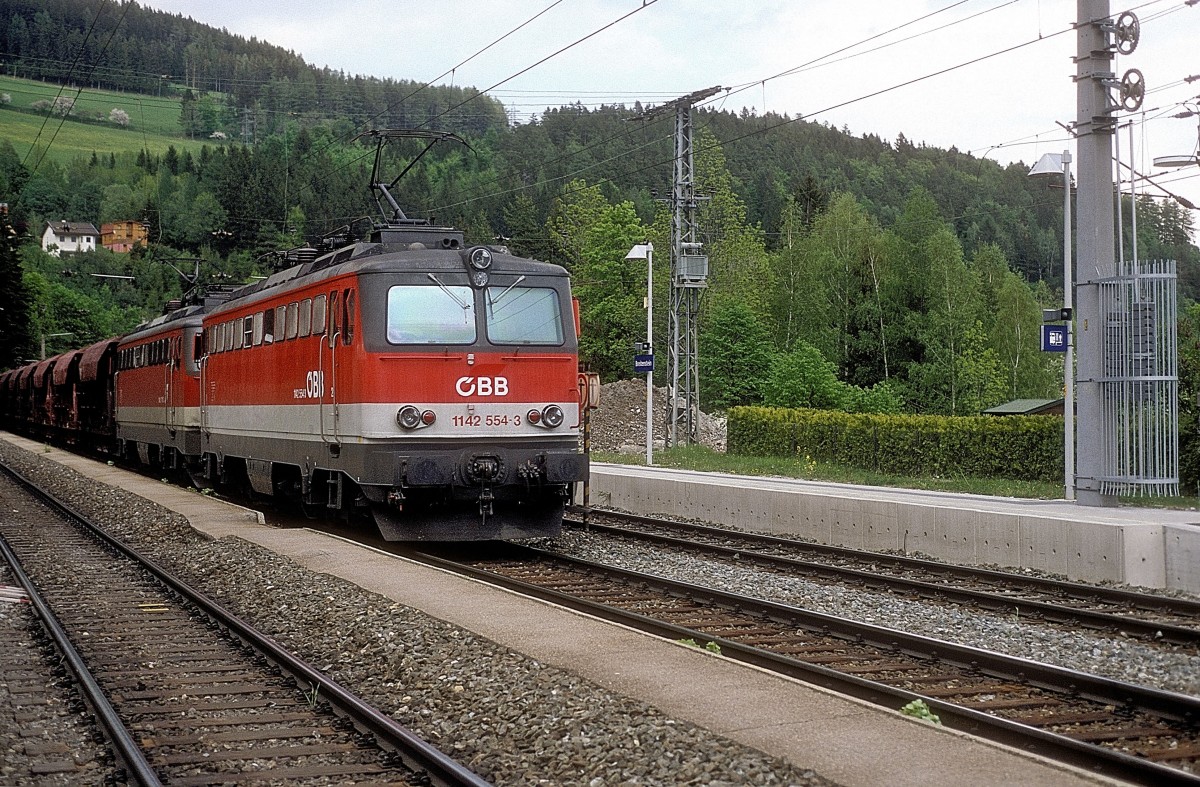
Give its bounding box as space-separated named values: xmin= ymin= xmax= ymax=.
xmin=456 ymin=376 xmax=509 ymax=396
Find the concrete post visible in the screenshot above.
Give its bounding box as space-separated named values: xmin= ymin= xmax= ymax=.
xmin=1074 ymin=0 xmax=1119 ymax=506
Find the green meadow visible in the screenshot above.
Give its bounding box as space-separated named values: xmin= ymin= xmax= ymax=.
xmin=0 ymin=75 xmax=215 ymax=166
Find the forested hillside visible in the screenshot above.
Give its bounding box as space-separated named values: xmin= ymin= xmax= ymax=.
xmin=0 ymin=0 xmax=507 ymax=136
xmin=1 ymin=0 xmax=1197 ymax=464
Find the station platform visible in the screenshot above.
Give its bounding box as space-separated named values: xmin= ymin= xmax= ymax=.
xmin=0 ymin=433 xmax=1124 ymax=786
xmin=587 ymin=463 xmax=1200 ymax=593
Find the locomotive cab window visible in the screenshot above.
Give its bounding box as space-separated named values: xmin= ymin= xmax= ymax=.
xmin=486 ymin=286 xmax=564 ymax=345
xmin=386 ymin=284 xmax=475 ymax=344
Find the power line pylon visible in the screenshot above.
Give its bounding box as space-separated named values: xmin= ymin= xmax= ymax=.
xmin=633 ymin=85 xmax=721 ymax=447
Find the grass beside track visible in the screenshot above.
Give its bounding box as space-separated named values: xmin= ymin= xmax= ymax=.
xmin=592 ymin=445 xmax=1199 ymax=510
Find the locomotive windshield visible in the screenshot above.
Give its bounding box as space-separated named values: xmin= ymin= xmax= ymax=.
xmin=386 ymin=284 xmax=476 ymax=344
xmin=486 ymin=286 xmax=563 ymax=345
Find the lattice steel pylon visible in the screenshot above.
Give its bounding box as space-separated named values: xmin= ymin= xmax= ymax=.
xmin=633 ymin=86 xmax=721 ymax=447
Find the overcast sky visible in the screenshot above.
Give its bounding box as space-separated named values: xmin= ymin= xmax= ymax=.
xmin=136 ymin=0 xmax=1199 ymax=217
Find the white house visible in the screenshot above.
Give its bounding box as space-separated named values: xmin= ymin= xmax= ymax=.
xmin=42 ymin=220 xmax=100 ymax=257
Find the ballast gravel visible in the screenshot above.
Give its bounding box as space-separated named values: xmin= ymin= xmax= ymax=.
xmin=541 ymin=530 xmax=1200 ymax=697
xmin=0 ymin=441 xmax=830 ymax=787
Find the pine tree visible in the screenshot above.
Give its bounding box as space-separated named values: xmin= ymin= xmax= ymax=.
xmin=0 ymin=211 xmax=34 ymax=368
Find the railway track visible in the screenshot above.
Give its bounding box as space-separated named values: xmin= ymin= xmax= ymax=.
xmin=407 ymin=540 xmax=1200 ymax=785
xmin=0 ymin=462 xmax=490 ymax=787
xmin=566 ymin=509 xmax=1200 ymax=647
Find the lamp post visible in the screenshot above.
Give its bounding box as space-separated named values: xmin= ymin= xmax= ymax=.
xmin=626 ymin=242 xmax=654 ymax=466
xmin=1029 ymin=151 xmax=1074 ymax=501
xmin=40 ymin=332 xmax=73 ymax=360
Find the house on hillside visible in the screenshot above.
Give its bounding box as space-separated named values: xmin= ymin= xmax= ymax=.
xmin=41 ymin=220 xmax=100 ymax=257
xmin=101 ymin=220 xmax=148 ymax=252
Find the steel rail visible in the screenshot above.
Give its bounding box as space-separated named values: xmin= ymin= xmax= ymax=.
xmin=0 ymin=459 xmax=492 ymax=787
xmin=409 ymin=543 xmax=1200 ymax=786
xmin=0 ymin=534 xmax=163 ymax=786
xmin=565 ymin=514 xmax=1200 ymax=645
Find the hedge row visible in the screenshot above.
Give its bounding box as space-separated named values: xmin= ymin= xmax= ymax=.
xmin=727 ymin=406 xmax=1063 ymax=483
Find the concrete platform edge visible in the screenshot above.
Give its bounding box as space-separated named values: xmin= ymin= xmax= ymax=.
xmin=587 ymin=463 xmax=1200 ymax=592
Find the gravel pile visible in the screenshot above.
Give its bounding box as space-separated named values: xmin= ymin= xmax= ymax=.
xmin=589 ymin=379 xmax=726 ymax=454
xmin=0 ymin=441 xmax=828 ymax=787
xmin=544 ymin=530 xmax=1200 ymax=697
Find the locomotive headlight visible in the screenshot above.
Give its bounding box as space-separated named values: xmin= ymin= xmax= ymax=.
xmin=397 ymin=405 xmax=422 ymax=430
xmin=541 ymin=404 xmax=564 ymax=428
xmin=468 ymin=247 xmax=492 ymax=271
xmin=470 ymin=269 xmax=489 ymax=288
xmin=526 ymin=408 xmax=541 ymax=425
xmin=421 ymin=409 xmax=436 ymax=426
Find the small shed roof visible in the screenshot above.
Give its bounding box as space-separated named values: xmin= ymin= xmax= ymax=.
xmin=983 ymin=398 xmax=1064 ymax=416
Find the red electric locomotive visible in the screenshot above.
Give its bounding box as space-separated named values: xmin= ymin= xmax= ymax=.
xmin=114 ymin=307 xmax=206 ymax=468
xmin=2 ymin=130 xmax=590 ymax=541
xmin=196 ymin=220 xmax=586 ymax=540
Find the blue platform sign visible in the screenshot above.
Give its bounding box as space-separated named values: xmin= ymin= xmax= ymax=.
xmin=1041 ymin=324 xmax=1067 ymax=353
xmin=634 ymin=354 xmax=655 ymax=373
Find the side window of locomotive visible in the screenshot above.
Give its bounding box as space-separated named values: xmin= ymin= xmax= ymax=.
xmin=262 ymin=308 xmax=275 ymax=343
xmin=299 ymin=299 xmax=312 ymax=337
xmin=485 ymin=286 xmax=564 ymax=345
xmin=274 ymin=306 xmax=286 ymax=343
xmin=231 ymin=320 xmax=243 ymax=351
xmin=342 ymin=290 xmax=355 ymax=346
xmin=328 ymin=290 xmax=340 ymax=348
xmin=286 ymin=302 xmax=299 ymax=340
xmin=242 ymin=316 xmax=253 ymax=348
xmin=312 ymin=295 xmax=327 ymax=337
xmin=386 ymin=285 xmax=476 ymax=345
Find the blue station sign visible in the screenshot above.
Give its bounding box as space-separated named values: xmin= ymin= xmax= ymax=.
xmin=634 ymin=354 xmax=655 ymax=373
xmin=1041 ymin=324 xmax=1068 ymax=353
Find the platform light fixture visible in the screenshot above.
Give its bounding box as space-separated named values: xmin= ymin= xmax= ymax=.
xmin=1028 ymin=151 xmax=1074 ymax=502
xmin=625 ymin=242 xmax=654 ymax=466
